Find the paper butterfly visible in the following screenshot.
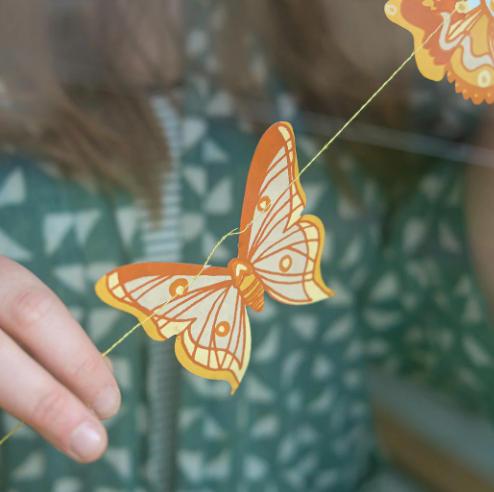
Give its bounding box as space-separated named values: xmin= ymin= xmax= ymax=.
xmin=385 ymin=0 xmax=494 ymax=104
xmin=95 ymin=122 xmax=334 ymax=393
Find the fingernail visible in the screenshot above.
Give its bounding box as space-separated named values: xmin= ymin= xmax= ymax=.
xmin=69 ymin=422 xmax=106 ymax=462
xmin=92 ymin=386 xmax=121 ymax=420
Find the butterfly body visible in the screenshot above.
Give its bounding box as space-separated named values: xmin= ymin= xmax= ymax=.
xmin=96 ymin=122 xmax=334 ymax=393
xmin=229 ymin=258 xmax=264 ymax=312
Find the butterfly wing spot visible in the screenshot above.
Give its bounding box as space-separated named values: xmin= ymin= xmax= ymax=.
xmin=169 ymin=278 xmax=189 ymax=297
xmin=478 ymin=70 xmax=491 ymax=88
xmin=257 ymin=196 xmax=271 ymax=212
xmin=279 ymin=255 xmax=293 ymax=272
xmin=385 ymin=3 xmax=398 ymax=15
xmin=215 ymin=321 xmax=231 ymax=337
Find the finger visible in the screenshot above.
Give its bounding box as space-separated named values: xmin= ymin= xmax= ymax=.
xmin=0 ymin=328 xmax=107 ymax=462
xmin=0 ymin=255 xmax=120 ymax=420
xmin=103 ymin=356 xmax=114 ymax=374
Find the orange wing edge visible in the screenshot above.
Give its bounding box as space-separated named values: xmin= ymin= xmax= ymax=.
xmin=175 ymin=334 xmax=241 ymax=395
xmin=95 ymin=275 xmax=164 ymax=341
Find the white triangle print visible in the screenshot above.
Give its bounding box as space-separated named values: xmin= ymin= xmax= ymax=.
xmin=340 ymin=236 xmax=364 ymax=269
xmin=186 ymin=30 xmax=209 ymax=57
xmin=12 ymin=451 xmax=46 ymax=480
xmin=178 ymin=450 xmax=204 ymax=482
xmin=206 ymin=91 xmax=234 ymax=117
xmin=88 ymin=307 xmax=121 ymax=343
xmin=245 ymin=375 xmax=275 ymax=403
xmin=403 ymin=218 xmax=427 ymax=253
xmin=0 ymin=229 xmax=32 ymax=261
xmin=0 ymin=168 xmax=25 ymax=207
xmin=323 ymin=314 xmax=354 ymax=343
xmin=282 ymin=350 xmax=305 ymax=387
xmin=338 ymin=193 xmax=359 ymax=220
xmin=182 ymin=117 xmax=207 ymax=151
xmin=67 ymin=306 xmax=84 ymax=323
xmin=312 ymin=355 xmax=334 ymax=380
xmin=308 ymin=388 xmax=336 ymax=414
xmin=203 ymin=417 xmax=226 ymax=440
xmin=53 ymin=477 xmax=83 ymax=492
xmin=202 ymin=139 xmax=228 ymax=163
xmin=439 ymin=221 xmax=461 ymax=254
xmin=302 ymin=183 xmax=325 ymax=213
xmin=44 ymin=213 xmax=74 ymax=255
xmin=202 ymin=231 xmax=231 ymax=263
xmin=116 ymin=207 xmax=138 ymax=247
xmin=289 ymin=314 xmax=318 ymax=341
xmin=183 ymin=213 xmax=205 ymax=242
xmin=325 ymin=278 xmax=354 ymax=307
xmin=103 ymin=447 xmax=131 ymax=479
xmin=192 ymin=75 xmax=209 ymax=98
xmin=204 ymin=177 xmax=233 ymax=215
xmin=251 ymin=414 xmax=279 ymax=439
xmin=420 ymin=174 xmax=445 ymax=201
xmin=370 ymin=272 xmax=399 ymax=301
xmin=206 ymin=451 xmax=231 ymax=480
xmin=179 ymin=408 xmax=202 ymax=431
xmin=111 ymin=356 xmax=132 ymax=389
xmin=183 ymin=166 xmax=207 ymax=196
xmin=253 ymin=325 xmax=280 ymax=363
xmin=277 ymin=93 xmax=297 ymax=120
xmin=53 ymin=265 xmax=86 ymax=294
xmin=243 ymin=454 xmax=269 ymax=481
xmin=321 ymin=229 xmax=334 ymax=263
xmin=298 ymin=137 xmax=318 ymax=158
xmin=75 ymin=209 xmax=101 ymax=245
xmin=2 ymin=413 xmax=36 ymax=439
xmin=464 ymin=335 xmax=492 ymax=367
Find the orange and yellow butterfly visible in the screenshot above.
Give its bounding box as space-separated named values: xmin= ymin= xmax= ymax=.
xmin=95 ymin=122 xmax=334 ymax=393
xmin=386 ymin=0 xmax=494 ymax=104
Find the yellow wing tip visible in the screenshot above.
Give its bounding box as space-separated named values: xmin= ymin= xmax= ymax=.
xmin=299 ymin=214 xmax=335 ymax=300
xmin=175 ymin=335 xmax=241 ymax=394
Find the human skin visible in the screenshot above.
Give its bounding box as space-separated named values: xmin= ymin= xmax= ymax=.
xmin=0 ymin=255 xmax=121 ymax=463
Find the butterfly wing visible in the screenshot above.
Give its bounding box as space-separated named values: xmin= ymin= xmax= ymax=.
xmin=239 ymin=122 xmax=334 ymax=305
xmin=386 ymin=0 xmax=494 ymax=104
xmin=96 ymin=263 xmax=251 ymax=392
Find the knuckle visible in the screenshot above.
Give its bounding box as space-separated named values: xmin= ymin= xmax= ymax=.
xmin=31 ymin=390 xmax=70 ymax=429
xmin=11 ymin=288 xmax=55 ymax=329
xmin=69 ymin=355 xmax=102 ymax=383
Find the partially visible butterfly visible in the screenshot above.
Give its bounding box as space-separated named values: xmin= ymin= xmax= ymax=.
xmin=96 ymin=122 xmax=334 ymax=393
xmin=386 ymin=0 xmax=494 ymax=104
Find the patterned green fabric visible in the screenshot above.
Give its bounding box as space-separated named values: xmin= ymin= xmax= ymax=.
xmin=362 ymin=161 xmax=494 ymax=415
xmin=0 ymin=152 xmax=152 ymax=491
xmin=174 ymin=2 xmax=383 ymax=491
xmin=0 ymin=0 xmax=493 ymax=491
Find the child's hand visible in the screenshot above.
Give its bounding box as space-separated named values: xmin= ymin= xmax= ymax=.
xmin=0 ymin=255 xmax=121 ymax=463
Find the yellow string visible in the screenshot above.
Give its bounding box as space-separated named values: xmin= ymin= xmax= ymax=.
xmin=0 ymin=422 xmax=24 ymax=446
xmin=0 ymin=5 xmax=458 ymax=446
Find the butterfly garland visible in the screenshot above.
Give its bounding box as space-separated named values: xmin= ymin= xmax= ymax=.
xmin=4 ymin=2 xmax=492 ymax=447
xmin=385 ymin=0 xmax=494 ymax=104
xmin=96 ymin=122 xmax=335 ymax=393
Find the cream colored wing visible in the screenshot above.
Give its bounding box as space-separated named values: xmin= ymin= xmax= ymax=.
xmin=238 ymin=122 xmax=334 ymax=305
xmin=96 ymin=262 xmax=251 ymax=393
